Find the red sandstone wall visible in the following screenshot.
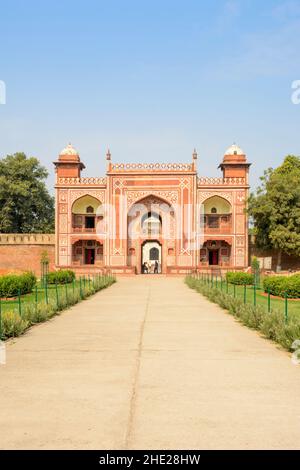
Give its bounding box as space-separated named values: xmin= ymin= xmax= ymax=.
xmin=0 ymin=244 xmax=55 ymax=276
xmin=249 ymin=244 xmax=300 ymax=271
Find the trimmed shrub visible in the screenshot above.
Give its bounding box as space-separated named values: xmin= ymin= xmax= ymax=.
xmin=0 ymin=274 xmax=116 ymax=340
xmin=263 ymin=274 xmax=300 ymax=298
xmin=185 ymin=275 xmax=300 ymax=351
xmin=1 ymin=311 xmax=29 ymax=338
xmin=226 ymin=271 xmax=254 ymax=285
xmin=23 ymin=301 xmax=56 ymax=324
xmin=0 ymin=272 xmax=37 ymax=298
xmin=47 ymin=269 xmax=76 ymax=285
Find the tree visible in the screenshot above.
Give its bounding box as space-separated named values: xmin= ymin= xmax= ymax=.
xmin=0 ymin=152 xmax=54 ymax=233
xmin=248 ymin=155 xmax=300 ymax=271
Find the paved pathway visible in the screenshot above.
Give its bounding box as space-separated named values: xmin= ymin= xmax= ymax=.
xmin=0 ymin=276 xmax=300 ymax=449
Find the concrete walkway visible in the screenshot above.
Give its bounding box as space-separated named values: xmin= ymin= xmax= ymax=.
xmin=0 ymin=276 xmax=300 ymax=450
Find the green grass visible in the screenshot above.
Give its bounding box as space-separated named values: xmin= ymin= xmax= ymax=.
xmin=199 ymin=277 xmax=300 ymax=320
xmin=186 ymin=275 xmax=300 ymax=351
xmin=0 ymin=275 xmax=116 ymax=339
xmin=0 ymin=277 xmax=108 ymax=314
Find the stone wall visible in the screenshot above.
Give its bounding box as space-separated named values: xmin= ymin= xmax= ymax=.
xmin=249 ymin=236 xmax=300 ymax=271
xmin=1 ymin=232 xmax=300 ymax=276
xmin=0 ymin=234 xmax=55 ymax=276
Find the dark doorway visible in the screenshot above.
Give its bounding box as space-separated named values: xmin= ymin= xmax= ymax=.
xmin=149 ymin=247 xmax=159 ymax=261
xmin=85 ymin=216 xmax=95 ymax=229
xmin=209 ymin=250 xmax=219 ymax=266
xmin=85 ymin=248 xmax=95 ymax=265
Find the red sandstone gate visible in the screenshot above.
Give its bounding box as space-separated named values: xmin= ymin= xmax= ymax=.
xmin=54 ymin=143 xmax=250 ymax=274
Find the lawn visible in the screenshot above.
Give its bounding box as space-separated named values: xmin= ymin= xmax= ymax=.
xmin=0 ymin=276 xmax=107 ymax=314
xmin=202 ymin=277 xmax=300 ymax=320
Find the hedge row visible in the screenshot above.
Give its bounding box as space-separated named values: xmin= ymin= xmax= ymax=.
xmin=0 ymin=275 xmax=116 ymax=340
xmin=226 ymin=271 xmax=254 ymax=285
xmin=47 ymin=269 xmax=76 ymax=285
xmin=263 ymin=274 xmax=300 ymax=298
xmin=0 ymin=272 xmax=37 ymax=298
xmin=185 ymin=276 xmax=300 ymax=351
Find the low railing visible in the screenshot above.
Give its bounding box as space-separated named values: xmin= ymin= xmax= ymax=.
xmin=141 ymin=228 xmax=162 ymax=236
xmin=72 ymin=260 xmax=104 ymax=266
xmin=110 ymin=163 xmax=194 ymax=172
xmin=57 ymin=177 xmax=107 ymax=186
xmin=198 ymin=177 xmax=245 ymax=186
xmin=204 ymin=225 xmax=232 ymax=234
xmin=203 ymin=214 xmax=232 ymax=234
xmin=72 ymin=227 xmax=96 ymax=233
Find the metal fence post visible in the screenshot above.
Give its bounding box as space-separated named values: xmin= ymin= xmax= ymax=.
xmin=55 ymin=281 xmax=59 ymax=308
xmin=80 ymin=277 xmax=83 ymax=299
xmin=0 ymin=298 xmax=2 ymax=340
xmin=284 ymin=292 xmax=288 ymax=323
xmin=268 ymin=288 xmax=271 ymax=313
xmin=18 ymin=288 xmax=22 ymax=316
xmin=253 ymin=284 xmax=256 ymax=307
xmin=244 ymin=284 xmax=246 ymax=304
xmin=35 ymin=285 xmax=38 ymax=312
xmin=45 ymin=280 xmax=49 ymax=304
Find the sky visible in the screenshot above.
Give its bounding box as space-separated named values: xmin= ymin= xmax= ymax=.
xmin=1 ymin=0 xmax=300 ymax=192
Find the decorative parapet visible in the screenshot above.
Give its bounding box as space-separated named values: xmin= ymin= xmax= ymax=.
xmin=0 ymin=234 xmax=55 ymax=245
xmin=198 ymin=177 xmax=246 ymax=186
xmin=110 ymin=163 xmax=194 ymax=172
xmin=57 ymin=177 xmax=107 ymax=186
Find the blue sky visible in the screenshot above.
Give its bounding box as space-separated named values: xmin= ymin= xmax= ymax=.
xmin=1 ymin=0 xmax=300 ymax=191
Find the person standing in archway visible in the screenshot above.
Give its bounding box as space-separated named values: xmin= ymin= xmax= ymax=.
xmin=142 ymin=261 xmax=148 ymax=274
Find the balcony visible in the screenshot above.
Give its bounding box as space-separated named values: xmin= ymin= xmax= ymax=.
xmin=72 ymin=226 xmax=96 ymax=233
xmin=203 ymin=214 xmax=232 ymax=234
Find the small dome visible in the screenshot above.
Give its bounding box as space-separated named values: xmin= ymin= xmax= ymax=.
xmin=224 ymin=143 xmax=244 ymax=156
xmin=223 ymin=143 xmax=246 ymax=163
xmin=60 ymin=143 xmax=78 ymax=156
xmin=59 ymin=143 xmax=80 ymax=162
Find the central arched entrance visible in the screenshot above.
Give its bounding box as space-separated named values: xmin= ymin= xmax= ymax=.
xmin=127 ymin=194 xmax=175 ymax=274
xmin=141 ymin=240 xmax=162 ymax=273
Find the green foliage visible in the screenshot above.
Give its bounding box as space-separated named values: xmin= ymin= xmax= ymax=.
xmin=185 ymin=276 xmax=300 ymax=351
xmin=40 ymin=250 xmax=49 ymax=264
xmin=226 ymin=271 xmax=254 ymax=285
xmin=1 ymin=311 xmax=29 ymax=337
xmin=0 ymin=275 xmax=116 ymax=339
xmin=251 ymin=256 xmax=260 ymax=285
xmin=0 ymin=272 xmax=37 ymax=297
xmin=263 ymin=274 xmax=300 ymax=298
xmin=251 ymin=256 xmax=260 ymax=272
xmin=248 ymin=155 xmax=300 ymax=267
xmin=0 ymin=152 xmax=54 ymax=233
xmin=47 ymin=270 xmax=76 ymax=285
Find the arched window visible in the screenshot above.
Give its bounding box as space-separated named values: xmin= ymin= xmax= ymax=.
xmin=141 ymin=212 xmax=162 ymax=235
xmin=150 ymin=247 xmax=159 ymax=260
xmin=211 ymin=207 xmax=217 ymax=214
xmin=86 ymin=206 xmax=94 ymax=213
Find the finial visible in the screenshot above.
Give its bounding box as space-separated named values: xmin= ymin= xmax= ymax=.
xmin=192 ymin=148 xmax=198 ymax=160
xmin=106 ymin=149 xmax=111 ymax=160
